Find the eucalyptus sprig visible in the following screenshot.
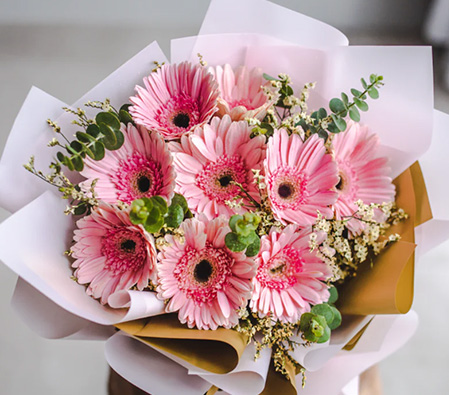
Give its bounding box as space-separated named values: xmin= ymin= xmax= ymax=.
xmin=48 ymin=102 xmax=133 ymax=172
xmin=302 ymin=74 xmax=384 ymax=139
xmin=299 ymin=286 xmax=342 ymax=343
xmin=129 ymin=193 xmax=192 ymax=234
xmin=225 ymin=212 xmax=262 ymax=257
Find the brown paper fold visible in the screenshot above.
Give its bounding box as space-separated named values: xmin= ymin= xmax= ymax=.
xmin=260 ymin=358 xmax=297 ymax=395
xmin=338 ymin=162 xmax=431 ymax=315
xmin=342 ymin=318 xmax=374 ymax=351
xmin=116 ymin=314 xmax=249 ymax=374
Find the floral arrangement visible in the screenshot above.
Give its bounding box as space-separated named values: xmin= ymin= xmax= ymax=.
xmin=0 ymin=0 xmax=446 ymax=394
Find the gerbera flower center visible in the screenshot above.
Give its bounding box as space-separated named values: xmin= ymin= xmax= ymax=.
xmin=194 ymin=259 xmax=213 ymax=283
xmin=121 ymin=239 xmax=136 ymax=253
xmin=219 ymin=174 xmax=232 ymax=187
xmin=137 ymin=175 xmax=151 ymax=193
xmin=155 ymin=93 xmax=200 ymax=136
xmin=257 ymin=247 xmax=304 ymax=290
xmin=335 ymin=176 xmax=344 ymax=191
xmin=173 ymin=243 xmax=233 ymax=305
xmin=102 ymin=227 xmax=148 ymax=275
xmin=335 ymin=161 xmax=359 ymax=200
xmin=112 ymin=152 xmax=163 ymax=204
xmin=278 ymin=183 xmax=293 ymax=199
xmin=268 ymin=166 xmax=308 ymax=210
xmin=172 ymin=112 xmax=191 ymax=128
xmin=196 ymin=155 xmax=248 ymax=203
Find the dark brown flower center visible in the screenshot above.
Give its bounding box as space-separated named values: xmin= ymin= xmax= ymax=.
xmin=194 ymin=259 xmax=213 ymax=283
xmin=173 ymin=112 xmax=190 ymax=128
xmin=121 ymin=239 xmax=136 ymax=253
xmin=218 ymin=174 xmax=232 ymax=187
xmin=137 ymin=175 xmax=151 ymax=193
xmin=336 ymin=176 xmax=344 ymax=191
xmin=278 ymin=183 xmax=293 ymax=199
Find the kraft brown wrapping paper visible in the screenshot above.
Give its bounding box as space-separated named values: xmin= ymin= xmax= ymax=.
xmin=116 ymin=314 xmax=249 ymax=374
xmin=338 ymin=162 xmax=432 ymax=315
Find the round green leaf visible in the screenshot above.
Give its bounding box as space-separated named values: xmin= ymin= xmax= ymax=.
xmin=341 ymin=92 xmax=349 ymax=105
xmin=328 ymin=306 xmax=342 ymax=330
xmin=311 ymin=304 xmax=334 ymax=325
xmin=74 ymin=204 xmax=87 ymax=216
xmin=119 ymin=109 xmax=133 ymax=124
xmin=150 ymin=196 xmax=168 ymax=215
xmin=317 ymin=325 xmax=331 ymax=343
xmin=171 ymin=193 xmax=189 ymax=214
xmin=246 ymin=237 xmax=261 ymax=257
xmin=349 ymin=106 xmax=361 ymax=122
xmin=86 ymin=124 xmax=101 ymax=138
xmin=95 ymin=112 xmax=121 ymax=130
xmin=237 ymin=230 xmax=258 ymax=245
xmin=225 ymin=232 xmax=247 ymax=252
xmin=99 ymin=123 xmax=118 ymax=149
xmin=329 ymin=98 xmax=346 ymax=114
xmin=350 ymin=88 xmax=362 ymax=98
xmin=89 ymin=141 xmax=105 ymax=161
xmin=165 ymin=204 xmax=184 ymax=228
xmin=317 ymin=107 xmax=327 ymax=119
xmin=354 ymin=98 xmax=369 ymax=112
xmin=229 ymin=215 xmax=244 ymax=233
xmin=368 ymin=87 xmax=379 ymax=99
xmin=328 ymin=286 xmax=338 ymax=304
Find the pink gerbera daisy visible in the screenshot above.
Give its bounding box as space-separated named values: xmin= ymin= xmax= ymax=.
xmin=80 ymin=123 xmax=176 ymax=205
xmin=157 ymin=216 xmax=256 ymax=330
xmin=209 ymin=64 xmax=272 ymax=121
xmin=265 ymin=130 xmax=338 ymax=226
xmin=332 ymin=121 xmax=395 ymax=233
xmin=129 ymin=62 xmax=219 ymax=140
xmin=169 ymin=115 xmax=266 ymax=219
xmin=71 ymin=203 xmax=157 ymax=305
xmin=250 ymin=225 xmax=331 ymax=323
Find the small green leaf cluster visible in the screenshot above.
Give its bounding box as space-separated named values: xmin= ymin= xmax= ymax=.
xmin=299 ymin=286 xmax=342 ymax=343
xmin=129 ymin=193 xmax=191 ymax=233
xmin=224 ymin=213 xmax=262 ymax=257
xmin=263 ymin=73 xmax=294 ymax=109
xmin=55 ymin=104 xmax=132 ymax=172
xmin=302 ymin=74 xmax=384 ymax=140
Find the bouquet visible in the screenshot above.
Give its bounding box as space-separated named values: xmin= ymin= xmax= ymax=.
xmin=1 ymin=0 xmax=447 ymax=393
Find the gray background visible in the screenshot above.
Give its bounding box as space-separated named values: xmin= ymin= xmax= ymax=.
xmin=1 ymin=0 xmax=448 ymax=394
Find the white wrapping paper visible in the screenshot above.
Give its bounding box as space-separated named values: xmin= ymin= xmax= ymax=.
xmin=0 ymin=0 xmax=445 ymax=393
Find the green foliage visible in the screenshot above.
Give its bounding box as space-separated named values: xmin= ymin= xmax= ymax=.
xmin=129 ymin=193 xmax=192 ymax=233
xmin=225 ymin=212 xmax=262 ymax=257
xmin=299 ymin=285 xmax=342 ymax=343
xmin=308 ymin=74 xmax=384 ymax=140
xmin=299 ymin=312 xmax=330 ymax=343
xmin=53 ymin=101 xmax=134 ymax=172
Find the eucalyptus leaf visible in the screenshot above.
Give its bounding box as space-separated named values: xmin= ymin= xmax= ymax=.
xmin=311 ymin=304 xmax=334 ymax=325
xmin=354 ymin=98 xmax=369 ymax=112
xmin=229 ymin=215 xmax=243 ymax=233
xmin=350 ymin=88 xmax=362 ymax=97
xmin=225 ymin=232 xmax=247 ymax=252
xmin=349 ymin=106 xmax=361 ymax=122
xmin=165 ymin=204 xmax=184 ymax=228
xmin=246 ymin=237 xmax=261 ymax=257
xmin=329 ymin=98 xmax=346 ymax=113
xmin=150 ymin=196 xmax=168 ymax=216
xmin=171 ymin=193 xmax=189 ymax=215
xmin=95 ymin=111 xmax=121 ymax=130
xmin=328 ymin=306 xmax=342 ymax=330
xmin=368 ymin=87 xmax=379 ymax=99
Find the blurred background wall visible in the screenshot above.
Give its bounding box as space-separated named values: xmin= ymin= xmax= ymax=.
xmin=1 ymin=1 xmax=447 ymax=394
